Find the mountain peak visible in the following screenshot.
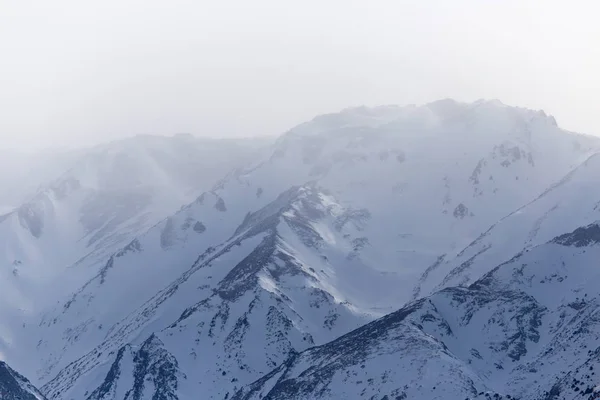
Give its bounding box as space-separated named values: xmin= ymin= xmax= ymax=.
xmin=4 ymin=99 xmax=600 ymax=400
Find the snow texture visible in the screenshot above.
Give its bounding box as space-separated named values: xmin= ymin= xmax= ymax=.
xmin=2 ymin=100 xmax=600 ymax=400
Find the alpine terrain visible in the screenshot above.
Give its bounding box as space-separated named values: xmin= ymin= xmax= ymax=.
xmin=2 ymin=100 xmax=600 ymax=400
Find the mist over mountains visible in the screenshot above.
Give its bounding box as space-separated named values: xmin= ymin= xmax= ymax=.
xmin=2 ymin=99 xmax=600 ymax=399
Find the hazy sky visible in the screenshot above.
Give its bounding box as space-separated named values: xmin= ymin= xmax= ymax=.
xmin=1 ymin=0 xmax=598 ymax=149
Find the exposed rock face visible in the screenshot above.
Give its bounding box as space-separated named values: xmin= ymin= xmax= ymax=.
xmin=453 ymin=203 xmax=471 ymax=219
xmin=552 ymin=223 xmax=600 ymax=247
xmin=3 ymin=100 xmax=600 ymax=400
xmin=85 ymin=335 xmax=181 ymax=400
xmin=234 ymin=222 xmax=600 ymax=399
xmin=0 ymin=362 xmax=47 ymax=400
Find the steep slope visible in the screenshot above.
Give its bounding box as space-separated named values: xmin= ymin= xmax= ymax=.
xmin=0 ymin=361 xmax=47 ymax=400
xmin=20 ymin=100 xmax=600 ymax=398
xmin=416 ymin=149 xmax=600 ymax=299
xmin=42 ymin=185 xmax=373 ymax=399
xmin=0 ymin=134 xmax=264 ymax=281
xmin=211 ymin=99 xmax=598 ymax=306
xmin=54 ymin=99 xmax=598 ymax=332
xmin=234 ymin=222 xmax=600 ymax=399
xmin=0 ymin=134 xmax=268 ymax=382
xmin=231 ymin=295 xmax=513 ymax=400
xmin=83 ymin=335 xmax=181 ymax=400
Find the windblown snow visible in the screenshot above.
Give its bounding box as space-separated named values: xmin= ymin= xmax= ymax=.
xmin=2 ymin=101 xmax=600 ymax=400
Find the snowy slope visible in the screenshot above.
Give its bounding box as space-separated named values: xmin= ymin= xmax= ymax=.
xmin=0 ymin=361 xmax=47 ymax=400
xmin=56 ymin=99 xmax=598 ymax=328
xmin=28 ymin=100 xmax=600 ymax=400
xmin=0 ymin=134 xmax=265 ymax=282
xmin=2 ymin=100 xmax=599 ymax=400
xmin=416 ymin=149 xmax=600 ymax=299
xmin=0 ymin=134 xmax=268 ymax=382
xmin=83 ymin=334 xmax=182 ymax=400
xmin=234 ymin=222 xmax=600 ymax=399
xmin=215 ymin=99 xmax=598 ymax=307
xmin=0 ymin=148 xmax=82 ymax=212
xmin=41 ymin=185 xmax=373 ymax=399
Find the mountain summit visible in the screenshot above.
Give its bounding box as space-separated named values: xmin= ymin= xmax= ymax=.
xmin=2 ymin=100 xmax=600 ymax=399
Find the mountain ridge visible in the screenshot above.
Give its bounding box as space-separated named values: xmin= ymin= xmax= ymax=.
xmin=2 ymin=99 xmax=600 ymax=399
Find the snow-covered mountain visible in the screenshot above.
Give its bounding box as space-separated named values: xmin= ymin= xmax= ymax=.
xmin=0 ymin=361 xmax=46 ymax=400
xmin=416 ymin=150 xmax=600 ymax=298
xmin=40 ymin=184 xmax=372 ymax=399
xmin=0 ymin=134 xmax=269 ymax=381
xmin=3 ymin=99 xmax=600 ymax=400
xmin=233 ymin=221 xmax=600 ymax=399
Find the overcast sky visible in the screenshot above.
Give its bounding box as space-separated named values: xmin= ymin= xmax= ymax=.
xmin=1 ymin=0 xmax=598 ymax=149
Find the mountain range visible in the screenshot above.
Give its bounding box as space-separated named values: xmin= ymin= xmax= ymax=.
xmin=2 ymin=100 xmax=600 ymax=399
